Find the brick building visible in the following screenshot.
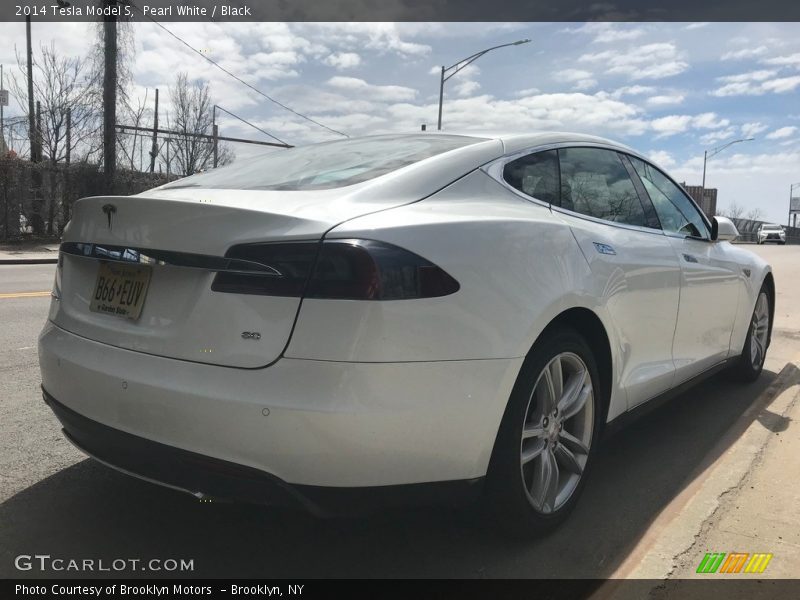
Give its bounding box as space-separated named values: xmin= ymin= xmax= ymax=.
xmin=680 ymin=183 xmax=717 ymax=218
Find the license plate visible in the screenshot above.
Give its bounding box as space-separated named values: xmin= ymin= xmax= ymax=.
xmin=89 ymin=263 xmax=152 ymax=320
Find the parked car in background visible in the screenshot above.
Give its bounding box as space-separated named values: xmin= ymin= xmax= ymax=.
xmin=39 ymin=132 xmax=775 ymax=536
xmin=757 ymin=223 xmax=786 ymax=245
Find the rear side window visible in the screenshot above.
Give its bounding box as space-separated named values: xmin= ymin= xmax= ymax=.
xmin=160 ymin=135 xmax=486 ymax=191
xmin=628 ymin=156 xmax=710 ymax=239
xmin=558 ymin=148 xmax=647 ymax=227
xmin=502 ymin=150 xmax=560 ymax=204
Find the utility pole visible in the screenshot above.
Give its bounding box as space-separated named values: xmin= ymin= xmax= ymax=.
xmin=102 ymin=0 xmax=118 ymax=193
xmin=26 ymin=16 xmax=39 ymax=162
xmin=35 ymin=101 xmax=42 ymax=158
xmin=65 ymin=108 xmax=71 ymax=165
xmin=212 ymin=104 xmax=218 ymax=168
xmin=1 ymin=64 xmax=5 ymax=154
xmin=149 ymin=88 xmax=159 ymax=173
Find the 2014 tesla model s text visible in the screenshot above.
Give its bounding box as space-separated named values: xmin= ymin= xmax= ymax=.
xmin=39 ymin=133 xmax=775 ymax=535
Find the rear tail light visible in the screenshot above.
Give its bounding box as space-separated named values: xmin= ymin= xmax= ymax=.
xmin=212 ymin=239 xmax=459 ymax=300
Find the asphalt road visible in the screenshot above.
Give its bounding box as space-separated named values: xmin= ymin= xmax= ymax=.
xmin=1 ymin=247 xmax=798 ymax=579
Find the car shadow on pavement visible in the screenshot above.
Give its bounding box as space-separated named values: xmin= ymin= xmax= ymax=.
xmin=0 ymin=368 xmax=788 ymax=579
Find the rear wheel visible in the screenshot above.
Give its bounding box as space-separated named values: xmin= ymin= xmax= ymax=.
xmin=485 ymin=328 xmax=602 ymax=537
xmin=734 ymin=287 xmax=771 ymax=382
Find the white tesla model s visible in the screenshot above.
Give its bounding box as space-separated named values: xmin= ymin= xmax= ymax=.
xmin=39 ymin=132 xmax=774 ymax=535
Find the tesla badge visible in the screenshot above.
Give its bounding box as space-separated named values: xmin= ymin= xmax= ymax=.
xmin=102 ymin=203 xmax=117 ymax=230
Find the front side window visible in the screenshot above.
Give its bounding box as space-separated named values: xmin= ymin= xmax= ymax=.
xmin=557 ymin=147 xmax=647 ymax=227
xmin=628 ymin=156 xmax=710 ymax=239
xmin=502 ymin=150 xmax=560 ymax=204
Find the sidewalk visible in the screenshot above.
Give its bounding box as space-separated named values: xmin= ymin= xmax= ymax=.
xmin=592 ymin=357 xmax=800 ymax=598
xmin=0 ymin=244 xmax=59 ymax=264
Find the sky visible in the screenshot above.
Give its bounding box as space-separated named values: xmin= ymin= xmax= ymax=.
xmin=0 ymin=21 xmax=799 ymax=224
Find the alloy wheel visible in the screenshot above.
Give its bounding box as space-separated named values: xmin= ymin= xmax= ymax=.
xmin=520 ymin=352 xmax=594 ymax=514
xmin=750 ymin=292 xmax=770 ymax=369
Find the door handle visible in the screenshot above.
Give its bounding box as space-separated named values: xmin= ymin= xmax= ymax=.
xmin=682 ymin=253 xmax=699 ymax=263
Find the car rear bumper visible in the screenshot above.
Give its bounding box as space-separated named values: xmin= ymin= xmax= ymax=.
xmin=44 ymin=391 xmax=484 ymax=515
xmin=38 ymin=321 xmax=521 ymax=492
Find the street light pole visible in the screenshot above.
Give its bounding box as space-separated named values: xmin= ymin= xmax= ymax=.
xmin=436 ymin=39 xmax=531 ymax=131
xmin=700 ymin=137 xmax=754 ymax=204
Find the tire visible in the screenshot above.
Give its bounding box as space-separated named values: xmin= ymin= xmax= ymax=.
xmin=484 ymin=327 xmax=603 ymax=537
xmin=733 ymin=285 xmax=771 ymax=383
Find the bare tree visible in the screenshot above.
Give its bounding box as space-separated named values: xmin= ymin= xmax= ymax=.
xmin=10 ymin=43 xmax=101 ymax=164
xmin=167 ymin=72 xmax=233 ymax=176
xmin=745 ymin=207 xmax=763 ymax=222
xmin=10 ymin=42 xmax=102 ymax=234
xmin=718 ymin=201 xmax=746 ymax=220
xmin=117 ymin=88 xmax=151 ymax=171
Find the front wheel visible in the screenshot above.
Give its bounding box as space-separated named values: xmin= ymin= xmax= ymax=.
xmin=484 ymin=328 xmax=602 ymax=537
xmin=733 ymin=287 xmax=771 ymax=382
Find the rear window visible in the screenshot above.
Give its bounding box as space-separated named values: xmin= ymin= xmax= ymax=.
xmin=160 ymin=135 xmax=485 ymax=191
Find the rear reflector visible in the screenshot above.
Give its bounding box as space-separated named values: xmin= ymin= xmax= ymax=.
xmin=212 ymin=239 xmax=459 ymax=300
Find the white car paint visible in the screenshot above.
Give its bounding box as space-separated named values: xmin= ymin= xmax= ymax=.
xmin=39 ymin=132 xmax=773 ymax=491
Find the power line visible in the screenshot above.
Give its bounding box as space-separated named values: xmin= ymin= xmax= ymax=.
xmin=126 ymin=1 xmax=349 ymax=139
xmin=214 ymin=104 xmax=288 ymax=146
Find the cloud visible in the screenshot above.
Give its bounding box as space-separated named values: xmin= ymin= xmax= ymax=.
xmin=741 ymin=122 xmax=768 ymax=137
xmin=646 ymin=94 xmax=685 ymax=106
xmin=365 ymin=92 xmax=652 ymax=142
xmin=562 ymin=23 xmax=646 ymax=44
xmin=514 ymin=87 xmax=541 ymax=97
xmin=684 ymin=23 xmax=709 ymax=30
xmin=326 ymin=76 xmax=418 ymax=102
xmin=766 ymin=126 xmax=797 ymax=140
xmin=579 ymin=43 xmax=689 ymax=80
xmin=606 ymin=85 xmax=657 ymax=99
xmin=554 ymin=69 xmax=597 ymax=90
xmin=323 ymin=52 xmax=361 ymax=70
xmin=648 ymin=150 xmax=676 ymax=167
xmin=721 ymin=46 xmax=768 ymax=61
xmin=700 ymin=127 xmax=737 ymax=145
xmin=650 ymin=112 xmax=729 ymax=137
xmin=712 ymin=69 xmax=800 ymax=96
xmin=762 ymin=53 xmax=800 ymax=67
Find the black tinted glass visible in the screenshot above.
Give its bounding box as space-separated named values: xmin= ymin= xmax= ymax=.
xmin=628 ymin=156 xmax=710 ymax=238
xmin=558 ymin=148 xmax=646 ymax=227
xmin=503 ymin=150 xmax=560 ymax=204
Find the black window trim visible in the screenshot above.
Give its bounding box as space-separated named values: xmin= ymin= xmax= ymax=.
xmin=624 ymin=153 xmax=713 ymax=242
xmin=483 ymin=141 xmax=681 ymax=238
xmin=618 ymin=153 xmax=662 ymax=231
xmin=554 ymin=145 xmax=659 ymax=233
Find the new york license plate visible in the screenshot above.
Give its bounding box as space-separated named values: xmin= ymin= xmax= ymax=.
xmin=89 ymin=263 xmax=152 ymax=320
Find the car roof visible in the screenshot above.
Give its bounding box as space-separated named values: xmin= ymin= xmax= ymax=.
xmin=413 ymin=130 xmax=637 ymax=156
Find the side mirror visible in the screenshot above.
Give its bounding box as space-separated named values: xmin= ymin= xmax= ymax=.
xmin=711 ymin=216 xmax=739 ymax=242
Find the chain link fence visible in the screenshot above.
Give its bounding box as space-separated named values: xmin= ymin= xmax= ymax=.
xmin=0 ymin=158 xmax=180 ymax=241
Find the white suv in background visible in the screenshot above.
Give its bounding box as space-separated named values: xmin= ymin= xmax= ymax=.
xmin=757 ymin=223 xmax=786 ymax=245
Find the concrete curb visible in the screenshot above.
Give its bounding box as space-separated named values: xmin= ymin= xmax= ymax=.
xmin=591 ymin=359 xmax=800 ymax=598
xmin=0 ymin=258 xmax=59 ymax=265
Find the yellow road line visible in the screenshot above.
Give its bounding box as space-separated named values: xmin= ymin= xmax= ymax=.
xmin=0 ymin=291 xmax=52 ymax=299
